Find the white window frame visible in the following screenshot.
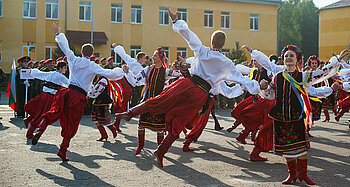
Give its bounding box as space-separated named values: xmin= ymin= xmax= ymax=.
xmin=23 ymin=0 xmax=37 ymax=19
xmin=0 ymin=0 xmax=3 ymax=17
xmin=250 ymin=14 xmax=259 ymax=31
xmin=22 ymin=43 xmax=36 ymax=61
xmin=45 ymin=46 xmax=57 ymax=59
xmin=110 ymin=47 xmax=123 ymax=64
xmin=221 ymin=11 xmax=231 ymax=29
xmin=79 ymin=1 xmax=92 ymax=22
xmin=161 ymin=47 xmax=170 ymax=60
xmin=204 ymin=10 xmax=214 ymax=28
xmin=177 ymin=8 xmax=188 ymax=22
xmin=130 ymin=46 xmax=142 ymax=58
xmin=131 ymin=5 xmax=142 ymax=24
xmin=46 ymin=0 xmax=59 ymax=20
xmin=111 ymin=3 xmax=123 ymax=23
xmin=159 ymin=7 xmax=170 ymax=26
xmin=177 ymin=47 xmax=188 ymax=58
xmin=0 ymin=41 xmax=2 ymax=62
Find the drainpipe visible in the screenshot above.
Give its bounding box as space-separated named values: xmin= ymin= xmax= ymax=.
xmin=91 ymin=0 xmax=94 ymax=44
xmin=65 ymin=0 xmax=67 ymax=34
xmin=277 ymin=1 xmax=283 ymax=55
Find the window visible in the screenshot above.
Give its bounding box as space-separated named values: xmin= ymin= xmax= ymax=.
xmin=79 ymin=1 xmax=92 ymax=21
xmin=23 ymin=0 xmax=36 ymax=19
xmin=45 ymin=46 xmax=57 ymax=59
xmin=111 ymin=3 xmax=122 ymax=23
xmin=177 ymin=8 xmax=187 ymax=22
xmin=222 ymin=49 xmax=230 ymax=57
xmin=159 ymin=7 xmax=169 ymax=26
xmin=161 ymin=47 xmax=169 ymax=59
xmin=22 ymin=42 xmax=36 ymax=61
xmin=130 ymin=46 xmax=142 ymax=58
xmin=250 ymin=14 xmax=259 ymax=31
xmin=221 ymin=11 xmax=230 ymax=29
xmin=46 ymin=0 xmax=59 ymax=19
xmin=0 ymin=0 xmax=3 ymax=17
xmin=110 ymin=47 xmax=123 ymax=64
xmin=131 ymin=5 xmax=142 ymax=24
xmin=177 ymin=47 xmax=187 ymax=58
xmin=0 ymin=41 xmax=2 ymax=62
xmin=204 ymin=10 xmax=214 ymax=28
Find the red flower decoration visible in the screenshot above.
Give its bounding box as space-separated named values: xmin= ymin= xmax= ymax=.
xmin=281 ymin=129 xmax=286 ymax=133
xmin=286 ymin=132 xmax=290 ymax=137
xmin=283 ymin=136 xmax=286 ymax=140
xmin=290 ymin=128 xmax=293 ymax=132
xmin=279 ymin=138 xmax=283 ymax=142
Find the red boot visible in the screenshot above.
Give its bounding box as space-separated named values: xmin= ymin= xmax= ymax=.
xmin=157 ymin=132 xmax=164 ymax=145
xmin=26 ymin=125 xmax=36 ymax=139
xmin=332 ymin=109 xmax=338 ymax=117
xmin=115 ymin=103 xmax=149 ymax=121
xmin=182 ymin=138 xmax=194 ymax=152
xmin=154 ymin=134 xmax=177 ymax=168
xmin=282 ymin=159 xmax=297 ymax=184
xmin=236 ymin=129 xmax=249 ymax=144
xmin=32 ymin=118 xmax=49 ymax=145
xmin=97 ymin=126 xmax=108 ymax=141
xmin=24 ymin=115 xmax=34 ymax=128
xmin=57 ymin=137 xmax=70 ymax=161
xmin=250 ymin=147 xmax=268 ymax=161
xmin=335 ymin=109 xmax=345 ymax=122
xmin=297 ymin=158 xmax=316 ymax=185
xmin=322 ymin=110 xmax=330 ymax=122
xmin=227 ymin=119 xmax=241 ymax=132
xmin=112 ymin=118 xmax=122 ymax=132
xmin=135 ymin=130 xmax=145 ymax=155
xmin=107 ymin=125 xmax=118 ymax=138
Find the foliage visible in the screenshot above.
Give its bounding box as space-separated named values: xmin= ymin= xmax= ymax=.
xmin=228 ymin=41 xmax=248 ymax=63
xmin=52 ymin=39 xmax=81 ymax=61
xmin=278 ymin=0 xmax=318 ymax=59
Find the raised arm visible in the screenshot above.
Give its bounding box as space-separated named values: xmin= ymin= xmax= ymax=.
xmin=30 ymin=69 xmax=52 ymax=81
xmin=168 ymin=8 xmax=204 ymax=56
xmin=235 ymin=64 xmax=253 ymax=75
xmin=112 ymin=44 xmax=143 ymax=75
xmin=53 ymin=23 xmax=77 ymax=63
xmin=210 ymin=82 xmax=244 ymax=99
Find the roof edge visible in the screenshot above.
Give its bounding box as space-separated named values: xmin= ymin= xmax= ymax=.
xmin=221 ymin=0 xmax=283 ymax=6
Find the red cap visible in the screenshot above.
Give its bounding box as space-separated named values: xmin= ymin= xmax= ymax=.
xmin=107 ymin=56 xmax=114 ymax=61
xmin=17 ymin=56 xmax=31 ymax=62
xmin=100 ymin=57 xmax=106 ymax=62
xmin=56 ymin=57 xmax=63 ymax=62
xmin=33 ymin=61 xmax=39 ymax=66
xmin=39 ymin=60 xmax=45 ymax=64
xmin=44 ymin=59 xmax=53 ymax=64
xmin=63 ymin=56 xmax=67 ymax=61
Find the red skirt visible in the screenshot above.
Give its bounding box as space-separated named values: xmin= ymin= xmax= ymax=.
xmin=144 ymin=78 xmax=208 ymax=138
xmin=24 ymin=92 xmax=54 ymax=127
xmin=339 ymin=95 xmax=350 ymax=112
xmin=254 ymin=116 xmax=274 ymax=152
xmin=185 ymin=97 xmax=214 ymax=142
xmin=42 ymin=87 xmax=87 ymax=138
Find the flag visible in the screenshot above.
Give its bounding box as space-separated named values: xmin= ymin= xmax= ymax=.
xmin=6 ymin=58 xmax=17 ymax=110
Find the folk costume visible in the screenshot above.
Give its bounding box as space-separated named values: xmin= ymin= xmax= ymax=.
xmin=130 ymin=47 xmax=182 ymax=155
xmin=24 ymin=69 xmax=69 ymax=139
xmin=257 ymin=45 xmax=341 ymax=185
xmin=335 ymin=66 xmax=350 ymax=121
xmin=31 ymin=33 xmax=125 ymax=161
xmin=88 ymin=77 xmax=118 ymax=141
xmin=116 ymin=20 xmax=261 ymax=168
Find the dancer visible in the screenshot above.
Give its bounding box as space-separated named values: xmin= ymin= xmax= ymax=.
xmin=31 ymin=23 xmax=126 ymax=162
xmin=116 ymin=8 xmax=261 ymax=168
xmin=248 ymin=44 xmax=346 ymax=185
xmin=88 ymin=75 xmax=119 ymax=141
xmin=335 ymin=64 xmax=350 ymax=121
xmin=24 ymin=62 xmax=69 ymax=139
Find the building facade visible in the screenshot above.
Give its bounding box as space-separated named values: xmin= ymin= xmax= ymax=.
xmin=318 ymin=0 xmax=350 ymax=61
xmin=0 ymin=0 xmax=282 ymax=73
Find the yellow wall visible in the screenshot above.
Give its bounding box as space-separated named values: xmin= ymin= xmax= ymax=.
xmin=319 ymin=6 xmax=350 ymax=61
xmin=0 ymin=0 xmax=280 ymax=73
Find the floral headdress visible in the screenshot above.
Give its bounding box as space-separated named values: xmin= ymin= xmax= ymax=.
xmin=157 ymin=47 xmax=169 ymax=68
xmin=307 ymin=55 xmax=320 ymax=67
xmin=281 ymin=45 xmax=303 ymax=62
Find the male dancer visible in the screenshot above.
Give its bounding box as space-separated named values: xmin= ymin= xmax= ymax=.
xmin=116 ymin=8 xmax=262 ymax=168
xmin=31 ymin=23 xmax=126 ymax=161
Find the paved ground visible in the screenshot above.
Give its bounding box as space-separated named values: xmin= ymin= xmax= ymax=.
xmin=0 ymin=101 xmax=349 ymax=186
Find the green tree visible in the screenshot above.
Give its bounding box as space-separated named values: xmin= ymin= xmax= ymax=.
xmin=228 ymin=41 xmax=248 ymax=63
xmin=278 ymin=0 xmax=318 ymax=58
xmin=52 ymin=39 xmax=81 ymax=61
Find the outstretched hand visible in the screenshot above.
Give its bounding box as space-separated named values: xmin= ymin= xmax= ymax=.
xmin=52 ymin=23 xmax=60 ymax=34
xmin=260 ymin=79 xmax=268 ymax=90
xmin=339 ymin=49 xmax=349 ymax=60
xmin=167 ymin=7 xmax=178 ymax=21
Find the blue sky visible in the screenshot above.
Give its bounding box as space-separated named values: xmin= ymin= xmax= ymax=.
xmin=312 ymin=0 xmax=340 ymax=8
